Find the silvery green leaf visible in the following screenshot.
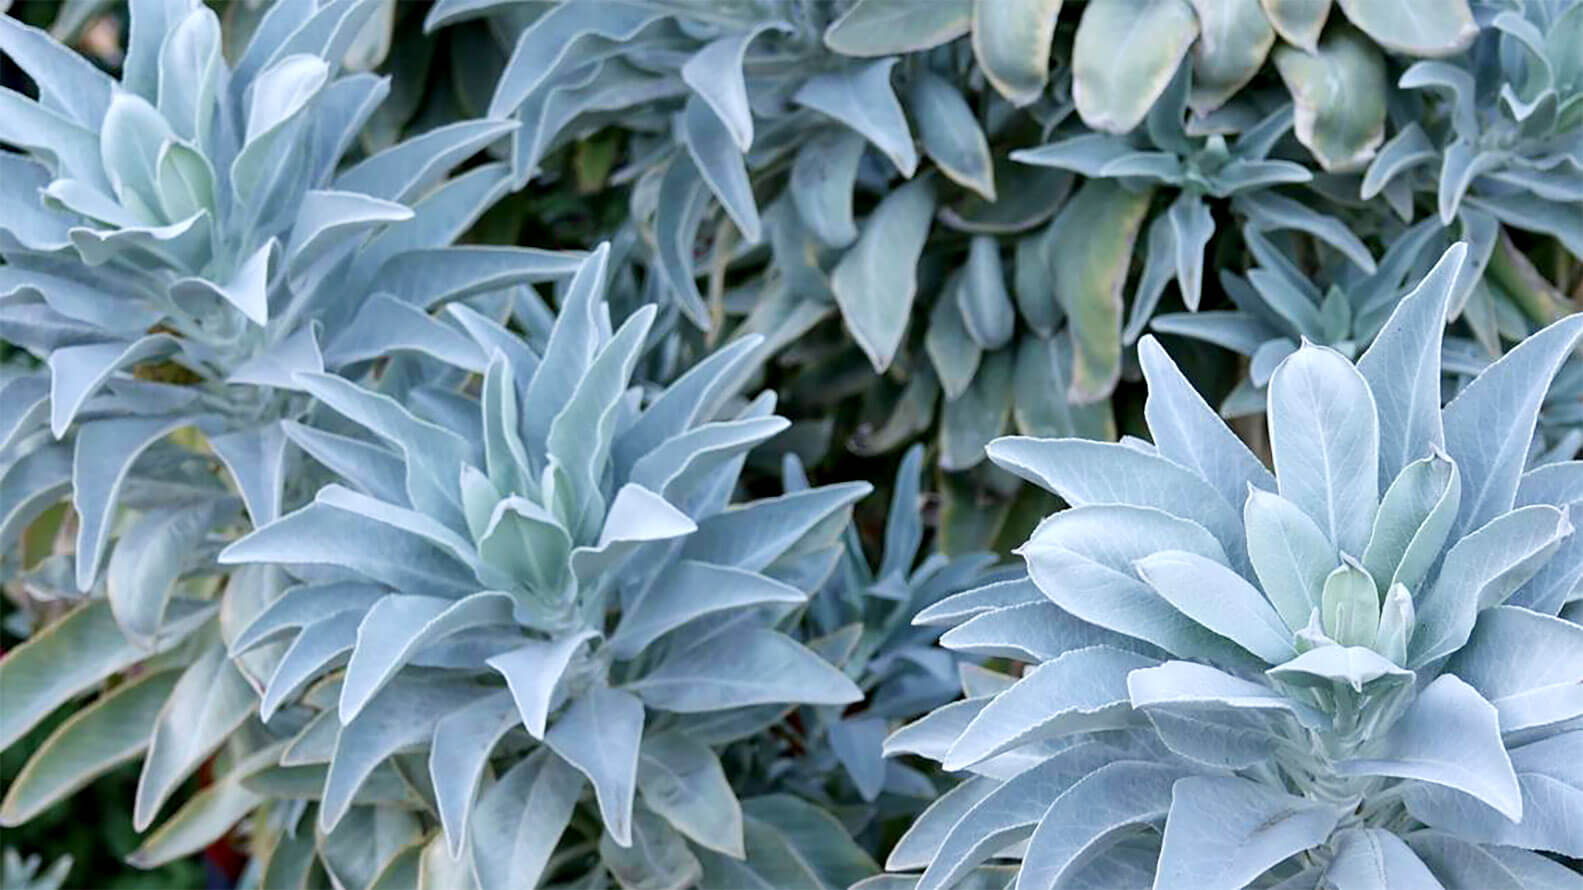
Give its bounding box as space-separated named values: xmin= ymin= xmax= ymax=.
xmin=545 ymin=305 xmax=656 ymax=541
xmin=828 ymin=176 xmax=935 ymax=371
xmin=629 ymin=417 xmax=790 ymax=510
xmin=628 ymin=628 xmax=861 ymax=712
xmin=601 ymin=807 xmax=703 ymax=890
xmin=0 ymin=13 xmax=112 ymax=129
xmin=1442 ymin=314 xmax=1583 ymax=537
xmin=259 ymin=611 xmax=361 ymax=721
xmin=0 ymin=668 xmax=177 ymax=827
xmin=570 ymin=483 xmax=697 ymax=583
xmin=1334 ymin=0 xmax=1476 ymax=57
xmin=682 ymin=23 xmax=789 ymax=153
xmin=0 ymin=598 xmax=210 ymax=750
xmin=958 ymin=236 xmax=1015 ymax=349
xmin=133 ymin=643 xmax=257 ymax=831
xmin=610 ymin=561 xmax=804 ymax=660
xmin=1131 ymin=660 xmax=1324 ymax=728
xmin=971 ymin=0 xmax=1062 ymax=106
xmin=1237 ymin=192 xmax=1376 ymax=273
xmin=1268 ymin=644 xmax=1412 ymax=697
xmin=1357 ymin=244 xmax=1464 ymax=488
xmin=219 ymin=499 xmax=478 ymax=598
xmin=1320 ymin=558 xmax=1379 ymax=649
xmin=1154 ymin=775 xmax=1340 ymax=890
xmin=429 ymin=689 xmax=516 ymax=858
xmin=486 ymin=1 xmax=663 ymax=118
xmin=910 ymin=72 xmax=995 ymax=201
xmin=1402 ymin=732 xmax=1583 ymax=859
xmin=285 ymin=189 xmax=412 ymax=270
xmin=1404 ymin=832 xmax=1524 ymax=890
xmin=1273 ymin=27 xmax=1385 ymax=172
xmin=1166 ymin=192 xmax=1215 ymax=310
xmin=296 ymin=371 xmax=471 ymax=526
xmin=106 ymin=501 xmax=231 ymax=644
xmin=1259 ymin=0 xmax=1329 ymax=51
xmin=1137 ymin=550 xmax=1296 ymax=662
xmin=156 ymin=6 xmax=221 ymax=145
xmin=1397 ymin=62 xmax=1477 ymax=143
xmin=326 ymin=294 xmax=488 ymax=371
xmin=614 ymin=333 xmax=762 ymax=470
xmin=682 ymin=95 xmax=761 ymax=244
xmin=943 ymin=646 xmax=1153 ymax=769
xmin=48 ymin=334 xmax=178 ymax=437
xmin=1413 ymin=504 xmax=1572 ymax=666
xmin=1047 ymin=180 xmax=1153 ymax=401
xmin=1014 ymin=761 xmax=1187 ymax=890
xmin=1011 ymin=133 xmax=1137 ymax=178
xmin=544 ymin=684 xmax=645 ymax=846
xmin=651 ymin=161 xmax=709 ymax=328
xmin=684 ymin=482 xmax=870 ymax=572
xmin=885 ymin=777 xmax=998 ymax=871
xmin=822 ymin=0 xmax=971 ymax=56
xmin=320 ymin=676 xmax=483 ymax=831
xmin=0 ymin=86 xmax=108 ymax=192
xmin=230 ymin=581 xmax=385 ymax=656
xmin=1338 ymin=675 xmax=1522 ymax=819
xmin=340 ymin=592 xmax=515 ymax=721
xmin=336 ymin=119 xmax=516 ymax=204
xmin=1186 ymin=0 xmax=1276 ymax=115
xmin=1268 ymin=342 xmax=1379 ymax=556
xmin=522 ymin=242 xmax=608 ymax=449
xmin=1012 ymin=334 xmax=1116 ymax=441
xmin=940 ymin=349 xmax=1014 ymax=471
xmin=637 ymin=730 xmax=744 ymax=857
xmin=1017 ymin=506 xmax=1239 ymax=659
xmin=469 ymin=750 xmax=583 ymax=890
xmin=1447 ymin=606 xmax=1583 ymax=733
xmin=0 ymin=156 xmax=72 ymax=251
xmin=486 ymin=629 xmax=596 ymax=742
xmin=992 ymin=439 xmax=1245 ymax=566
xmin=1242 ymin=486 xmax=1341 ymax=637
xmin=73 ymin=415 xmax=198 ymax=591
xmin=175 ymin=240 xmax=276 ymax=328
xmin=1325 ymin=828 xmax=1440 ymax=890
xmin=1485 ymin=847 xmax=1583 ymax=890
xmin=209 ymin=420 xmax=291 ymax=527
xmin=914 ymin=576 xmax=1044 ymax=627
xmin=1140 ymin=336 xmax=1275 ymax=508
xmin=790 ymin=128 xmax=866 ymax=248
xmin=917 ymin=742 xmax=1121 ymax=890
xmin=154 ymin=141 xmax=215 ymax=224
xmin=829 ymin=715 xmax=888 ymax=802
xmin=281 ymin=421 xmax=405 ymax=508
xmin=1362 ymin=452 xmax=1460 ymax=594
xmin=940 ymin=600 xmax=1141 ymax=663
xmin=124 ymin=743 xmax=279 ymax=871
xmin=927 ymin=292 xmax=987 ymax=409
xmin=794 ymin=59 xmax=918 ymax=178
xmin=1071 ymin=0 xmax=1198 ymax=134
xmin=1437 ymin=141 xmax=1509 ymax=225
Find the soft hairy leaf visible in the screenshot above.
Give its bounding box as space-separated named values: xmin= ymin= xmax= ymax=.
xmin=830 ymin=177 xmax=936 ymax=372
xmin=1154 ymin=775 xmax=1340 ymax=890
xmin=1273 ymin=27 xmax=1386 ymax=172
xmin=543 ymin=684 xmax=645 ymax=846
xmin=1071 ymin=0 xmax=1199 ymax=134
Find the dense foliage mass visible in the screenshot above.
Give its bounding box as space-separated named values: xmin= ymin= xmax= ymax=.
xmin=0 ymin=0 xmax=1579 ymax=888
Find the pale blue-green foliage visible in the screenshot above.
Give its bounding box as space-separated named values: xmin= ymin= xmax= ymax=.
xmin=876 ymin=243 xmax=1583 ymax=890
xmin=216 ymin=245 xmax=898 ymax=888
xmin=1371 ymin=0 xmax=1583 ymax=257
xmin=0 ymin=849 xmax=70 ymax=890
xmin=721 ymin=445 xmax=1015 ymax=827
xmin=0 ymin=0 xmax=583 ymax=866
xmin=0 ymin=0 xmax=580 ymax=591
